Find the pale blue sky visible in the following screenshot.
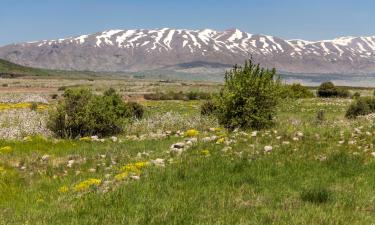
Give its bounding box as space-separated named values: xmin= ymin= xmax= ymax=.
xmin=0 ymin=0 xmax=374 ymax=46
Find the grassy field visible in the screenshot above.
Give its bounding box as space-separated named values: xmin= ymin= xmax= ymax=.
xmin=1 ymin=87 xmax=375 ymax=224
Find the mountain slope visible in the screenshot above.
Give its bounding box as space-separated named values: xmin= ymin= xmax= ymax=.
xmin=0 ymin=58 xmax=50 ymax=77
xmin=0 ymin=28 xmax=375 ymax=75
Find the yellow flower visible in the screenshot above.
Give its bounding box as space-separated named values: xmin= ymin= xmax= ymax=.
xmin=200 ymin=149 xmax=210 ymax=156
xmin=121 ymin=161 xmax=149 ymax=174
xmin=214 ymin=128 xmax=223 ymax=132
xmin=216 ymin=138 xmax=225 ymax=144
xmin=0 ymin=146 xmax=13 ymax=154
xmin=79 ymin=137 xmax=91 ymax=141
xmin=184 ymin=129 xmax=199 ymax=137
xmin=23 ymin=136 xmax=33 ymax=142
xmin=58 ymin=186 xmax=69 ymax=193
xmin=114 ymin=172 xmax=129 ymax=181
xmin=134 ymin=161 xmax=149 ymax=169
xmin=73 ymin=178 xmax=102 ymax=192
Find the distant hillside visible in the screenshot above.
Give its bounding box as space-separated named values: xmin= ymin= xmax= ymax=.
xmin=0 ymin=58 xmax=50 ymax=77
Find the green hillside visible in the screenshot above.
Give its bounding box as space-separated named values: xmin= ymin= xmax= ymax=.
xmin=0 ymin=58 xmax=50 ymax=77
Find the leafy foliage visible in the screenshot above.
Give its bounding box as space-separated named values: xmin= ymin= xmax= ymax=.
xmin=200 ymin=100 xmax=217 ymax=116
xmin=280 ymin=83 xmax=314 ymax=98
xmin=345 ymin=97 xmax=375 ymax=118
xmin=317 ymin=81 xmax=350 ymax=98
xmin=214 ymin=59 xmax=281 ymax=130
xmin=48 ymin=88 xmax=137 ymax=138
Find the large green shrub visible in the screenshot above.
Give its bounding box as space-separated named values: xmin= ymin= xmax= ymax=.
xmin=317 ymin=81 xmax=350 ymax=98
xmin=280 ymin=83 xmax=314 ymax=98
xmin=48 ymin=88 xmax=138 ymax=138
xmin=214 ymin=59 xmax=281 ymax=130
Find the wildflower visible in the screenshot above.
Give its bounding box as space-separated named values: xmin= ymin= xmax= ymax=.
xmin=216 ymin=138 xmax=225 ymax=144
xmin=0 ymin=146 xmax=13 ymax=154
xmin=114 ymin=172 xmax=129 ymax=181
xmin=58 ymin=186 xmax=69 ymax=193
xmin=73 ymin=178 xmax=102 ymax=192
xmin=200 ymin=149 xmax=210 ymax=156
xmin=184 ymin=129 xmax=199 ymax=137
xmin=251 ymin=131 xmax=258 ymax=137
xmin=79 ymin=137 xmax=91 ymax=141
xmin=23 ymin=136 xmax=33 ymax=142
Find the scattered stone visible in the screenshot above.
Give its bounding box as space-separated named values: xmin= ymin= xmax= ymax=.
xmin=130 ymin=175 xmax=140 ymax=180
xmin=110 ymin=136 xmax=118 ymax=142
xmin=41 ymin=154 xmax=50 ymax=162
xmin=88 ymin=168 xmax=96 ymax=173
xmin=151 ymin=158 xmax=165 ymax=167
xmin=171 ymin=142 xmax=185 ymax=149
xmin=251 ymin=131 xmax=258 ymax=137
xmin=264 ymin=146 xmax=273 ymax=152
xmin=67 ymin=160 xmax=75 ymax=168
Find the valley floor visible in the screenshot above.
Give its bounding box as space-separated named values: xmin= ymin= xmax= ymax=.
xmin=1 ymin=97 xmax=375 ymax=224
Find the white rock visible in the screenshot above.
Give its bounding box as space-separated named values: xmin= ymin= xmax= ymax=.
xmin=282 ymin=141 xmax=290 ymax=145
xmin=151 ymin=158 xmax=165 ymax=167
xmin=251 ymin=131 xmax=258 ymax=137
xmin=171 ymin=142 xmax=185 ymax=149
xmin=88 ymin=168 xmax=96 ymax=173
xmin=110 ymin=136 xmax=118 ymax=142
xmin=264 ymin=146 xmax=273 ymax=152
xmin=293 ymin=137 xmax=299 ymax=141
xmin=130 ymin=175 xmax=140 ymax=180
xmin=67 ymin=160 xmax=75 ymax=168
xmin=202 ymin=137 xmax=212 ymax=142
xmin=91 ymin=135 xmax=99 ymax=141
xmin=41 ymin=154 xmax=50 ymax=161
xmin=296 ymin=132 xmax=304 ymax=137
xmin=371 ymin=152 xmax=375 ymax=158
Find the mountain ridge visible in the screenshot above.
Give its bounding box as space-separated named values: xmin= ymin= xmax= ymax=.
xmin=0 ymin=28 xmax=374 ymax=75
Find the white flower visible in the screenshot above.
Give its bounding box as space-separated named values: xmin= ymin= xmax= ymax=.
xmin=110 ymin=136 xmax=118 ymax=142
xmin=151 ymin=158 xmax=165 ymax=167
xmin=251 ymin=131 xmax=258 ymax=137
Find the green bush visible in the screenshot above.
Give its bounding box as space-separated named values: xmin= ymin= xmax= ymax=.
xmin=280 ymin=83 xmax=314 ymax=98
xmin=345 ymin=97 xmax=375 ymax=118
xmin=317 ymin=81 xmax=337 ymax=97
xmin=317 ymin=82 xmax=349 ymax=98
xmin=200 ymin=100 xmax=217 ymax=116
xmin=336 ymin=87 xmax=350 ymax=98
xmin=126 ymin=102 xmax=144 ymax=119
xmin=214 ymin=59 xmax=281 ymax=130
xmin=48 ymin=88 xmax=132 ymax=138
xmin=352 ymin=92 xmax=361 ymax=99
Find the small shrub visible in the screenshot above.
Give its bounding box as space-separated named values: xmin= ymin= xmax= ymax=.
xmin=280 ymin=83 xmax=314 ymax=98
xmin=317 ymin=81 xmax=337 ymax=97
xmin=126 ymin=102 xmax=144 ymax=119
xmin=201 ymin=100 xmax=217 ymax=116
xmin=352 ymin=92 xmax=361 ymax=99
xmin=30 ymin=102 xmax=38 ymax=111
xmin=317 ymin=81 xmax=349 ymax=98
xmin=214 ymin=59 xmax=281 ymax=130
xmin=316 ymin=110 xmax=325 ymax=123
xmin=345 ymin=97 xmax=375 ymax=118
xmin=300 ymin=187 xmax=331 ymax=204
xmin=51 ymin=94 xmax=59 ymax=99
xmin=336 ymin=87 xmax=350 ymax=98
xmin=48 ymin=88 xmax=131 ymax=138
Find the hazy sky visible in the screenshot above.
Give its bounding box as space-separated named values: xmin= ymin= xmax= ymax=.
xmin=1 ymin=0 xmax=374 ymax=46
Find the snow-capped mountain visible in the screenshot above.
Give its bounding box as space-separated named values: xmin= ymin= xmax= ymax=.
xmin=0 ymin=28 xmax=375 ymax=75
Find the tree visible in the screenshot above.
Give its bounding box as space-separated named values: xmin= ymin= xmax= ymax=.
xmin=214 ymin=59 xmax=281 ymax=130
